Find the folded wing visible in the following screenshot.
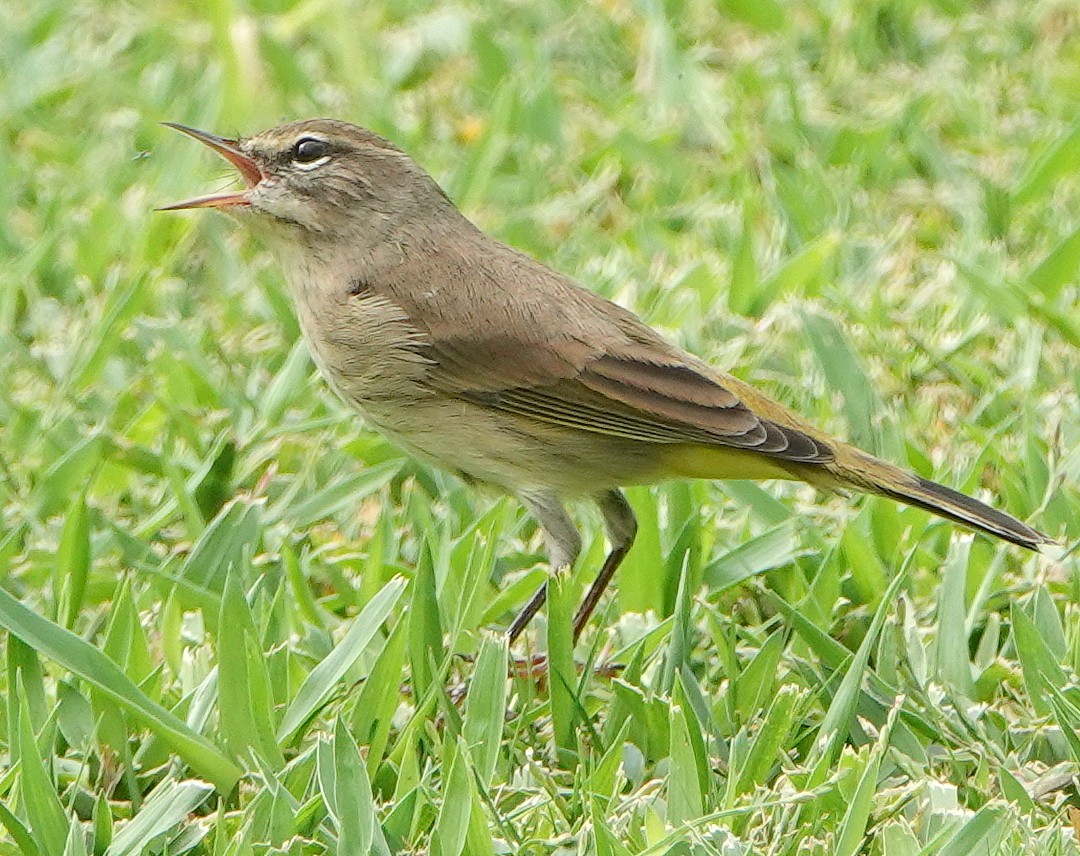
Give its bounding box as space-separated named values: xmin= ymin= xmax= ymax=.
xmin=439 ymin=347 xmax=833 ymax=465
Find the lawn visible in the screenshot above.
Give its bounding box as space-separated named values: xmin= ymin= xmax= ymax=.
xmin=1 ymin=0 xmax=1079 ymax=852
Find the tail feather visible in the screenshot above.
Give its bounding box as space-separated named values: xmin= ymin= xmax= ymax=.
xmin=677 ymin=440 xmax=1052 ymax=551
xmin=874 ymin=474 xmax=1051 ymax=551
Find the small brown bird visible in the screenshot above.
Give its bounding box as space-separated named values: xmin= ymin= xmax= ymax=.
xmin=162 ymin=119 xmax=1051 ymax=643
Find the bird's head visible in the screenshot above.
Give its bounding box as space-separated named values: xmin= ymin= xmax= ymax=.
xmin=160 ymin=119 xmax=453 ymax=242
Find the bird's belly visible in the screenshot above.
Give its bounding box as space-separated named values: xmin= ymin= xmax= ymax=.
xmin=354 ymin=398 xmax=674 ymax=496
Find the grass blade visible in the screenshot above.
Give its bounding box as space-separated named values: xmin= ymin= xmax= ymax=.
xmin=433 ymin=736 xmax=472 ymax=856
xmin=1012 ymin=119 xmax=1080 ymax=205
xmin=835 ymin=700 xmax=901 ymax=856
xmin=177 ymin=496 xmax=262 ymax=596
xmin=1010 ymin=601 xmax=1067 ymax=717
xmin=462 ymin=632 xmax=508 ymax=788
xmin=317 ymin=720 xmax=375 ymax=855
xmin=17 ymin=688 xmax=68 ymax=856
xmin=0 ymin=587 xmax=241 ymax=793
xmin=277 ymin=575 xmax=407 ymax=743
xmin=703 ymin=520 xmax=803 ymax=592
xmin=1027 ymin=225 xmax=1080 ymax=300
xmin=217 ymin=575 xmax=285 ymax=768
xmin=103 ymin=778 xmax=213 ymax=856
xmin=935 ymin=804 xmax=1009 ymax=856
xmin=547 ymin=567 xmax=577 ymax=770
xmin=667 ymin=700 xmax=705 ymax=828
xmin=408 ymin=542 xmax=443 ymax=700
xmin=734 ymin=684 xmax=801 ymax=797
xmin=811 ymin=568 xmax=906 ymax=774
xmin=54 ymin=491 xmax=90 ymax=630
xmin=351 ymin=615 xmax=409 ymax=775
xmin=0 ymin=797 xmax=39 ymax=856
xmin=934 ymin=539 xmax=974 ymax=698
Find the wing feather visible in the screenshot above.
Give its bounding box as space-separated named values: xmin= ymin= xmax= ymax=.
xmin=366 ymin=236 xmax=834 ymax=467
xmin=455 ymin=354 xmax=833 ymax=465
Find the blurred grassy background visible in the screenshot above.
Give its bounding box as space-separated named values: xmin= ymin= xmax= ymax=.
xmin=1 ymin=0 xmax=1079 ymax=852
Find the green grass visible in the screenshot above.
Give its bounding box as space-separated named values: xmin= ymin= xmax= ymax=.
xmin=1 ymin=0 xmax=1079 ymax=852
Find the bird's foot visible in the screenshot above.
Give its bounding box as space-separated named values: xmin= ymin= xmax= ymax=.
xmin=451 ymin=651 xmax=624 ymax=698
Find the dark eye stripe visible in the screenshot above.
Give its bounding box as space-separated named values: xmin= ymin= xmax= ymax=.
xmin=293 ymin=137 xmax=330 ymax=163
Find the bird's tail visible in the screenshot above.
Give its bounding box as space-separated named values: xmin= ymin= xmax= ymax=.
xmin=869 ymin=472 xmax=1050 ymax=550
xmin=667 ymin=441 xmax=1052 ymax=551
xmin=823 ymin=449 xmax=1053 ymax=551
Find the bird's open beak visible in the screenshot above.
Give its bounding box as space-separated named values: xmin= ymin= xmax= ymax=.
xmin=158 ymin=122 xmax=263 ymax=211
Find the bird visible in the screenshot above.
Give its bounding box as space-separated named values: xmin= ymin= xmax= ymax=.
xmin=161 ymin=118 xmax=1052 ymax=644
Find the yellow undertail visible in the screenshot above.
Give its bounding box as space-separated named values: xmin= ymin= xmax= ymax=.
xmin=663 ymin=443 xmax=1051 ymax=551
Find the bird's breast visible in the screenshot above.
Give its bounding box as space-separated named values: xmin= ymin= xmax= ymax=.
xmin=285 ymin=266 xmax=432 ymax=413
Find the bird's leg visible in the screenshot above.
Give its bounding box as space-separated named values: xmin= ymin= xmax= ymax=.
xmin=506 ymin=586 xmax=546 ymax=644
xmin=572 ymin=489 xmax=637 ymax=642
xmin=507 ymin=490 xmax=581 ymax=645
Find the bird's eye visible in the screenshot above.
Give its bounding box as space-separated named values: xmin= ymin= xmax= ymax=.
xmin=292 ymin=138 xmax=330 ymax=164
